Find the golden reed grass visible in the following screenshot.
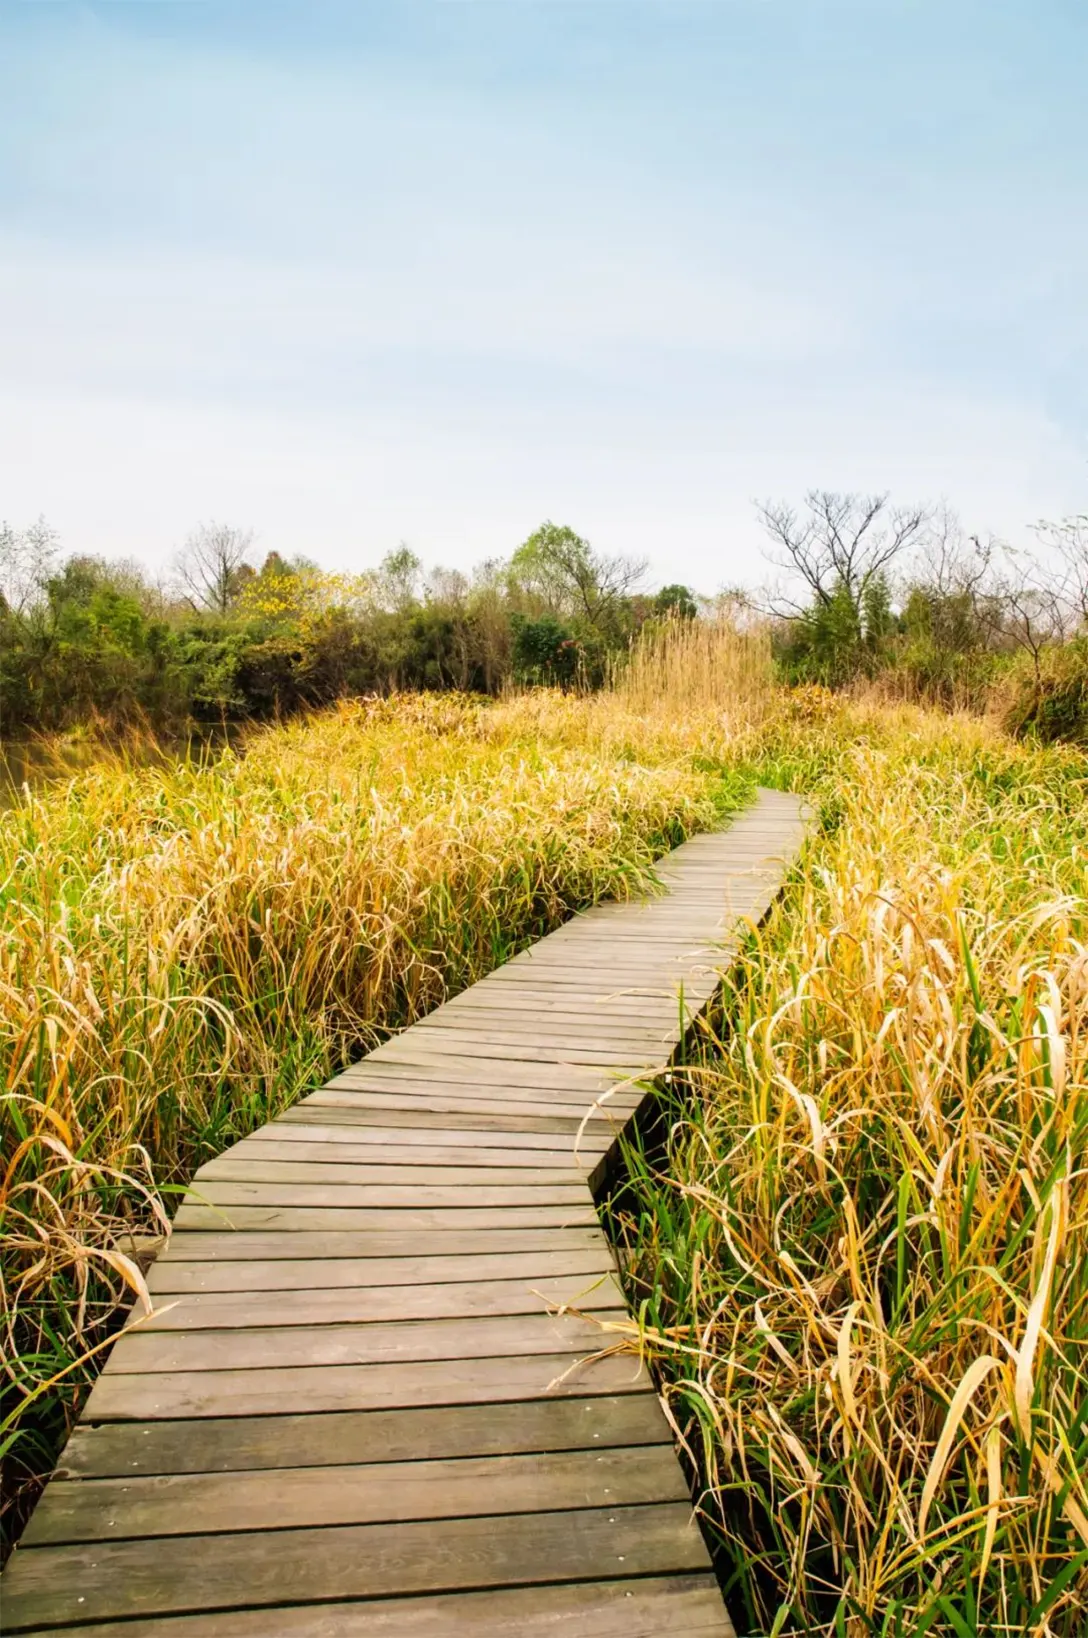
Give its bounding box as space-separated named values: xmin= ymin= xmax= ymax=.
xmin=0 ymin=643 xmax=759 ymax=1545
xmin=6 ymin=612 xmax=1086 ymax=1633
xmin=617 ymin=700 xmax=1088 ymax=1636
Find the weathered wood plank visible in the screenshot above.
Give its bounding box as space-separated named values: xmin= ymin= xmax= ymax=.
xmin=24 ymin=1444 xmax=686 ymax=1544
xmin=83 ymin=1347 xmax=652 ymax=1419
xmin=353 ymin=1046 xmax=652 ymax=1077
xmin=185 ymin=1176 xmax=593 ymax=1208
xmin=320 ymin=1070 xmax=645 ymax=1103
xmin=433 ymin=999 xmax=687 ymax=1024
xmin=198 ymin=1156 xmax=595 ymax=1184
xmin=135 ymin=1271 xmax=624 ymax=1329
xmin=397 ymin=1025 xmax=671 ymax=1057
xmin=58 ymin=1393 xmax=671 ymax=1478
xmin=2 ymin=1503 xmax=710 ymax=1628
xmin=170 ymin=1202 xmax=600 ymax=1232
xmin=275 ymin=1105 xmax=618 ymax=1137
xmin=216 ymin=1141 xmax=601 ymax=1173
xmin=103 ymin=1309 xmax=621 ymax=1375
xmin=154 ymin=1225 xmax=611 ymax=1259
xmin=7 ymin=1573 xmax=732 ymax=1638
xmin=149 ymin=1246 xmax=616 ymax=1294
xmin=296 ymin=1091 xmax=633 ymax=1123
xmin=234 ymin=1121 xmax=611 ymax=1153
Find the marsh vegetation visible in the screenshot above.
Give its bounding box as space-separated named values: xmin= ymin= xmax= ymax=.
xmin=2 ymin=524 xmax=1087 ymax=1633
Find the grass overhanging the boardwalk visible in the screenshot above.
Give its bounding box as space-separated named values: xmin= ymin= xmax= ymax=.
xmin=3 ymin=618 xmax=1088 ymax=1634
xmin=615 ymin=695 xmax=1088 ymax=1637
xmin=0 ymin=628 xmax=766 ymax=1549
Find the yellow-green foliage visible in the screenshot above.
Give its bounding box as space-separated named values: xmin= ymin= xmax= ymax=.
xmin=620 ymin=701 xmax=1088 ymax=1636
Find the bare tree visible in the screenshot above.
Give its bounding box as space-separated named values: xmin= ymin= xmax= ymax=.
xmin=174 ymin=522 xmax=255 ymax=615
xmin=910 ymin=505 xmax=992 ymax=602
xmin=0 ymin=516 xmax=58 ymax=616
xmin=425 ymin=565 xmax=469 ymax=608
xmin=1034 ymin=514 xmax=1088 ymax=628
xmin=757 ymin=490 xmax=932 ymax=618
xmin=983 ymin=548 xmax=1076 ymax=694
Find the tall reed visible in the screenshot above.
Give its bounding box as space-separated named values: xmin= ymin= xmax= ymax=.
xmin=0 ymin=687 xmax=757 ymax=1547
xmin=611 ymin=607 xmax=774 ymax=721
xmin=618 ymin=702 xmax=1088 ymax=1636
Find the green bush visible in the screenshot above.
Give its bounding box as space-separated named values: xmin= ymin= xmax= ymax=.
xmin=1005 ymin=635 xmax=1088 ymax=746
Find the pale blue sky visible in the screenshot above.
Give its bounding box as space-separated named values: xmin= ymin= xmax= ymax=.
xmin=1 ymin=1 xmax=1085 ymax=589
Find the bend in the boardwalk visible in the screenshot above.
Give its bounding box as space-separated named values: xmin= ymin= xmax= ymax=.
xmin=2 ymin=787 xmax=808 ymax=1637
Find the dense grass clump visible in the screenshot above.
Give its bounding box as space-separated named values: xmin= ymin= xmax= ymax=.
xmin=618 ymin=701 xmax=1088 ymax=1637
xmin=0 ymin=683 xmax=758 ymax=1546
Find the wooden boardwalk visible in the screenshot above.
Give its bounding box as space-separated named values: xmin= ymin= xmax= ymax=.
xmin=3 ymin=788 xmax=807 ymax=1637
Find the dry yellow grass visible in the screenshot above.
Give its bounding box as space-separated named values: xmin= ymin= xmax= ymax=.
xmin=0 ymin=663 xmax=757 ymax=1545
xmin=618 ymin=701 xmax=1088 ymax=1636
xmin=5 ymin=616 xmax=1086 ymax=1634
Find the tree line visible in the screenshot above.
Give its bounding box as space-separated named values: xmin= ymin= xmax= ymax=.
xmin=758 ymin=491 xmax=1088 ymax=743
xmin=0 ymin=518 xmax=695 ymax=733
xmin=1 ymin=496 xmax=1085 ymax=744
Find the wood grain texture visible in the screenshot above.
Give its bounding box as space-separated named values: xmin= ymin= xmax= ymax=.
xmin=2 ymin=1503 xmax=713 ymax=1628
xmin=24 ymin=1444 xmax=687 ymax=1543
xmin=102 ymin=1309 xmax=623 ymax=1374
xmin=82 ymin=1347 xmax=653 ymax=1420
xmin=11 ymin=1574 xmax=731 ymax=1638
xmin=148 ymin=1246 xmax=616 ymax=1294
xmin=2 ymin=790 xmax=807 ymax=1637
xmin=58 ymin=1394 xmax=671 ymax=1477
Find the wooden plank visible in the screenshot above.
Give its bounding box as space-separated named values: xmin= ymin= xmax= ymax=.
xmin=469 ymin=966 xmax=685 ymax=986
xmin=104 ymin=1309 xmax=621 ymax=1374
xmin=434 ymin=999 xmax=687 ymax=1024
xmin=198 ymin=1156 xmax=595 ymax=1184
xmin=417 ymin=1000 xmax=679 ymax=1027
xmin=1 ymin=1503 xmax=710 ymax=1628
xmin=171 ymin=1202 xmax=600 ymax=1232
xmin=351 ymin=1049 xmax=650 ymax=1081
xmin=427 ymin=1002 xmax=684 ymax=1027
xmin=133 ymin=1272 xmax=625 ymax=1330
xmin=305 ymin=1093 xmax=641 ymax=1127
xmin=154 ymin=1225 xmax=611 ymax=1260
xmin=400 ymin=1025 xmax=671 ymax=1056
xmin=442 ymin=980 xmax=690 ymax=1005
xmin=149 ymin=1246 xmax=616 ymax=1294
xmin=23 ymin=1443 xmax=687 ymax=1544
xmin=322 ymin=1068 xmax=645 ymax=1103
xmin=217 ymin=1139 xmax=602 ymax=1171
xmin=296 ymin=1091 xmax=636 ymax=1124
xmin=408 ymin=1022 xmax=673 ymax=1051
xmin=239 ymin=1120 xmax=611 ymax=1153
xmin=477 ymin=965 xmax=720 ymax=989
xmin=275 ymin=1106 xmax=617 ymax=1139
xmin=323 ymin=1060 xmax=632 ymax=1092
xmin=82 ymin=1348 xmax=652 ymax=1419
xmin=58 ymin=1393 xmax=672 ymax=1478
xmin=320 ymin=1086 xmax=647 ymax=1117
xmin=305 ymin=1086 xmax=643 ymax=1119
xmin=185 ymin=1177 xmax=593 ymax=1208
xmin=5 ymin=1573 xmax=733 ymax=1638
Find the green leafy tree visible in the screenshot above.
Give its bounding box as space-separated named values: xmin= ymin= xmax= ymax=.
xmin=510 ymin=613 xmax=582 ymax=686
xmin=510 ymin=523 xmax=646 ymax=639
xmin=653 ymin=583 xmax=698 ymax=620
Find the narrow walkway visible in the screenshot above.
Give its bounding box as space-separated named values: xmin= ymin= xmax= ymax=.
xmin=3 ymin=788 xmax=807 ymax=1637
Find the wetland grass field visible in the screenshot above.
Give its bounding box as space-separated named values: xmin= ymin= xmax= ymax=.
xmin=2 ymin=625 xmax=1087 ymax=1635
